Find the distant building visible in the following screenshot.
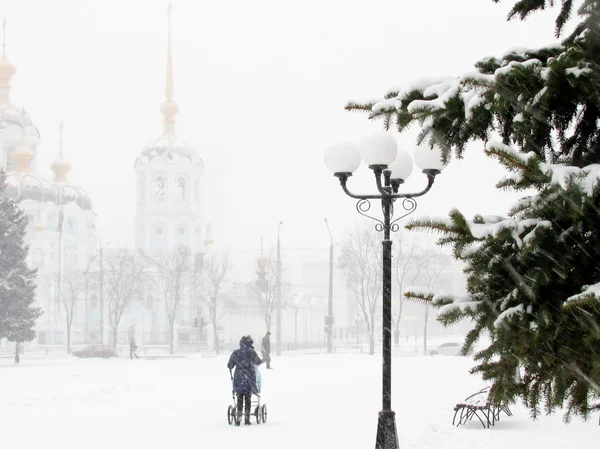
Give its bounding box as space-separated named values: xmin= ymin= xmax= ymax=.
xmin=0 ymin=28 xmax=99 ymax=346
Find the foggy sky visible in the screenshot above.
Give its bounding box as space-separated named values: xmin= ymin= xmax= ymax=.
xmin=2 ymin=0 xmax=565 ymax=257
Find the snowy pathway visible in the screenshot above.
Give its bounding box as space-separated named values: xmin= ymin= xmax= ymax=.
xmin=0 ymin=353 xmax=595 ymax=448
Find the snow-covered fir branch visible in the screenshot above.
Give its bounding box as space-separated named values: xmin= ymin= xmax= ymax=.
xmin=564 ymin=282 xmax=600 ymax=308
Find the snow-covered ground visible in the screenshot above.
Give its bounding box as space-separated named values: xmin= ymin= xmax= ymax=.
xmin=0 ymin=352 xmax=595 ymax=449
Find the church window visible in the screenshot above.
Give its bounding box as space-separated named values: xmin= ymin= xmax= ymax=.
xmin=176 ymin=177 xmax=187 ymax=203
xmin=138 ymin=177 xmax=145 ymax=205
xmin=156 ymin=228 xmax=163 ymax=235
xmin=154 ymin=176 xmax=166 ymax=203
xmin=178 ymin=227 xmax=185 ymax=234
xmin=65 ymin=217 xmax=77 ymax=234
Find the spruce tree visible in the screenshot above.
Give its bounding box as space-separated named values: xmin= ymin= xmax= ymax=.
xmin=0 ymin=170 xmax=42 ymax=363
xmin=346 ymin=1 xmax=600 ymax=420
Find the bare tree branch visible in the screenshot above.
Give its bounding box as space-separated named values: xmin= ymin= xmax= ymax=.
xmin=59 ymin=271 xmax=86 ymax=354
xmin=153 ymin=246 xmax=192 ymax=354
xmin=203 ymin=251 xmax=230 ymax=352
xmin=393 ymin=234 xmax=418 ymax=345
xmin=103 ymin=250 xmax=147 ymax=349
xmin=339 ymin=226 xmax=382 ymax=355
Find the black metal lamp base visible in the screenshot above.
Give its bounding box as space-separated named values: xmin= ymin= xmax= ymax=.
xmin=375 ymin=410 xmax=399 ymax=449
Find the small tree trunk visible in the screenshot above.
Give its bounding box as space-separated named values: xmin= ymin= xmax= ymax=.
xmin=423 ymin=306 xmax=429 ymax=355
xmin=169 ymin=321 xmax=175 ymax=355
xmin=368 ymin=326 xmax=375 ymax=355
xmin=14 ymin=341 xmax=20 ymax=364
xmin=213 ymin=320 xmax=219 ymax=353
xmin=67 ymin=324 xmax=72 ymax=354
xmin=112 ymin=326 xmax=119 ymax=350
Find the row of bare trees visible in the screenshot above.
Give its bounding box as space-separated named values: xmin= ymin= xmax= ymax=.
xmin=339 ymin=225 xmax=446 ymax=355
xmin=58 ymin=246 xmax=231 ymax=354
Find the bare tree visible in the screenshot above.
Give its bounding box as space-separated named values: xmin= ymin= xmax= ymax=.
xmin=203 ymin=251 xmax=230 ymax=353
xmin=339 ymin=226 xmax=382 ymax=355
xmin=416 ymin=250 xmax=445 ymax=354
xmin=103 ymin=250 xmax=147 ymax=349
xmin=156 ymin=246 xmax=192 ymax=354
xmin=59 ymin=271 xmax=86 ymax=353
xmin=393 ymin=235 xmax=418 ymax=346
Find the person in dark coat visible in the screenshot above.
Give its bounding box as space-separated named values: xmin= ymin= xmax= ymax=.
xmin=227 ymin=335 xmax=262 ymax=425
xmin=129 ymin=337 xmax=139 ymax=360
xmin=261 ymin=331 xmax=272 ymax=369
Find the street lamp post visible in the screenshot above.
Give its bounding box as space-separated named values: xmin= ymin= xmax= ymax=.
xmin=275 ymin=221 xmax=283 ymax=356
xmin=325 ymin=131 xmax=445 ymax=449
xmin=194 ymin=252 xmax=205 ymax=352
xmin=92 ymin=225 xmax=104 ymax=345
xmin=324 ymin=218 xmax=334 ymax=354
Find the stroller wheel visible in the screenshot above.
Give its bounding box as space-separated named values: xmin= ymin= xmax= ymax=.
xmin=227 ymin=405 xmax=235 ymax=425
xmin=261 ymin=404 xmax=268 ymax=423
xmin=255 ymin=406 xmax=261 ymax=424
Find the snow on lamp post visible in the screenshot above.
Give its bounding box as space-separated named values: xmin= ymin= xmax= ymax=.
xmin=324 ymin=131 xmax=445 ymax=449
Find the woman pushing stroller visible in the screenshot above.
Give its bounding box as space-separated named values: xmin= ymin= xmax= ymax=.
xmin=227 ymin=335 xmax=262 ymax=426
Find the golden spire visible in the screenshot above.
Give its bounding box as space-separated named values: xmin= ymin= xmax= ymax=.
xmin=51 ymin=122 xmax=71 ymax=182
xmin=12 ymin=133 xmax=33 ymax=173
xmin=160 ymin=2 xmax=178 ymax=136
xmin=0 ymin=19 xmax=17 ymax=104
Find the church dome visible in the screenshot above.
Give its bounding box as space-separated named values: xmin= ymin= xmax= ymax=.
xmin=135 ymin=7 xmax=202 ymax=169
xmin=55 ymin=182 xmax=93 ymax=211
xmin=0 ymin=52 xmax=16 ymax=87
xmin=0 ymin=102 xmax=36 ymax=129
xmin=138 ymin=134 xmax=201 ymax=165
xmin=6 ymin=172 xmax=58 ymax=204
xmin=49 ymin=123 xmax=92 ymax=211
xmin=5 ymin=174 xmax=92 ymax=211
xmin=0 ymin=105 xmax=41 ymax=159
xmin=0 ymin=22 xmax=41 ymax=168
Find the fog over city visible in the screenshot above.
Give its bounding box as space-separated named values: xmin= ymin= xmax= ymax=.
xmin=0 ymin=1 xmax=598 ymax=448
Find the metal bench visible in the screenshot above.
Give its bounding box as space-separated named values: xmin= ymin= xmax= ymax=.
xmin=453 ymin=386 xmax=512 ymax=428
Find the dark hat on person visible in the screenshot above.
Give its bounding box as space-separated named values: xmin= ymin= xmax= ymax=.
xmin=240 ymin=335 xmax=254 ymax=348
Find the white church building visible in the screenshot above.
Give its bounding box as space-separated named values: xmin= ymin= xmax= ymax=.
xmin=0 ymin=9 xmax=333 ymax=354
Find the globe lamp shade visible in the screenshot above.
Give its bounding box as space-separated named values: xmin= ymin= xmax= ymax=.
xmin=358 ymin=131 xmax=398 ymax=167
xmin=324 ymin=142 xmax=361 ymax=174
xmin=413 ymin=143 xmax=447 ymax=172
xmin=387 ymin=147 xmax=413 ymax=181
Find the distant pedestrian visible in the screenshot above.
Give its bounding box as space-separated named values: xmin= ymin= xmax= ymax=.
xmin=227 ymin=335 xmax=262 ymax=425
xmin=261 ymin=331 xmax=272 ymax=369
xmin=129 ymin=337 xmax=139 ymax=360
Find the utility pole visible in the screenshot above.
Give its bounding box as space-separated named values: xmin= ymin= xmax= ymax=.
xmin=276 ymin=221 xmax=283 ymax=356
xmin=194 ymin=252 xmax=204 ymax=352
xmin=324 ymin=218 xmax=334 ymax=353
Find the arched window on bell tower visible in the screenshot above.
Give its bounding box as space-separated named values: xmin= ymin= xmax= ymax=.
xmin=176 ymin=176 xmax=187 ymax=203
xmin=154 ymin=176 xmax=166 ymax=203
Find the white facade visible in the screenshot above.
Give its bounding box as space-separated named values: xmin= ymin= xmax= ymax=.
xmin=134 ymin=136 xmax=204 ymax=256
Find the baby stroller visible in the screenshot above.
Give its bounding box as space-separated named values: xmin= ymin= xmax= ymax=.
xmin=227 ymin=366 xmax=268 ymax=425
